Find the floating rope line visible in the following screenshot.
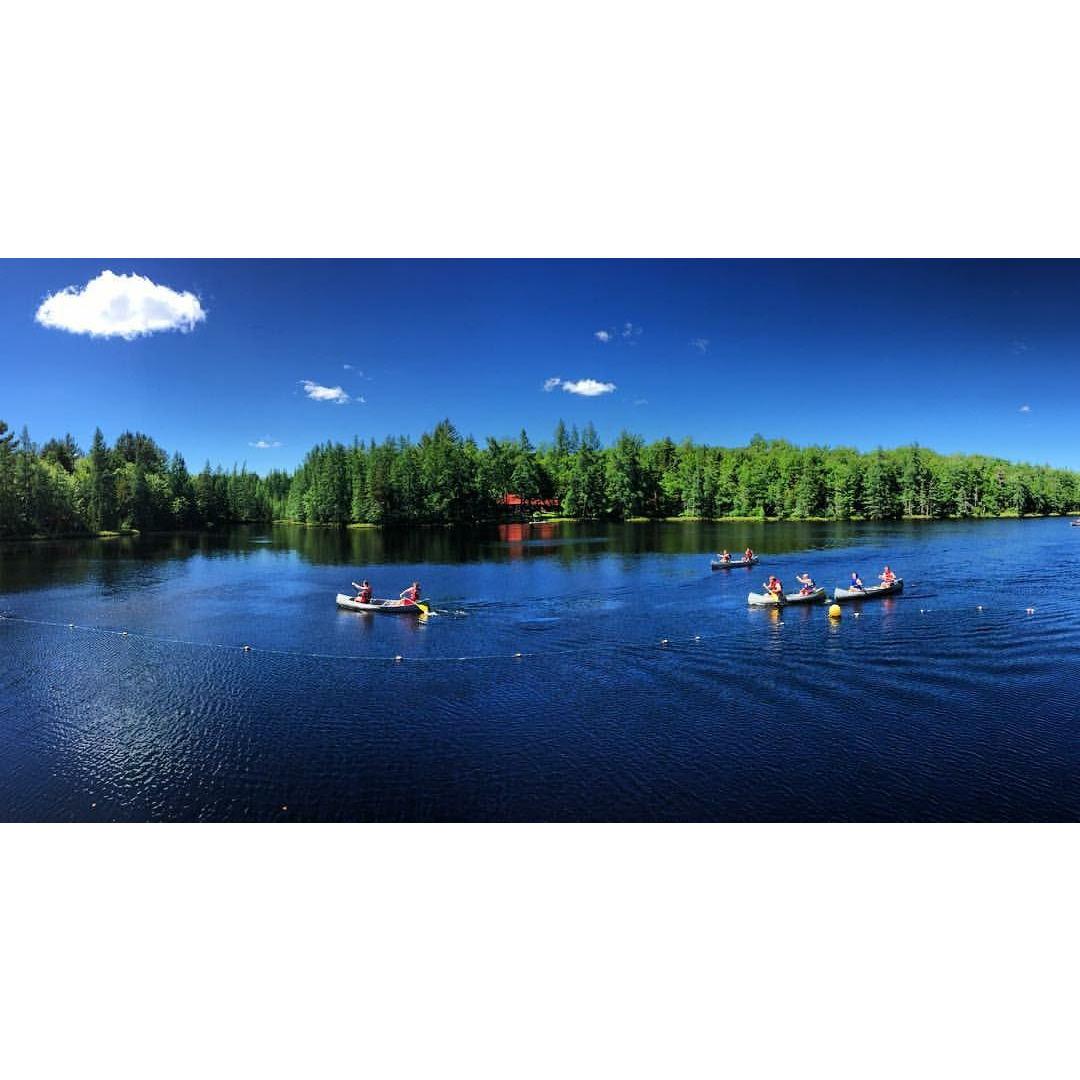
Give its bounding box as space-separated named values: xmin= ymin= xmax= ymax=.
xmin=0 ymin=598 xmax=1059 ymax=667
xmin=0 ymin=612 xmax=717 ymax=665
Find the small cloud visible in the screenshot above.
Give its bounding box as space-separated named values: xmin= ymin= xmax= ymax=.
xmin=561 ymin=378 xmax=616 ymax=397
xmin=595 ymin=324 xmax=641 ymax=344
xmin=300 ymin=379 xmax=351 ymax=404
xmin=249 ymin=438 xmax=283 ymax=449
xmin=343 ymin=363 xmax=354 ymax=370
xmin=1012 ymin=340 xmax=1030 ymax=354
xmin=690 ymin=337 xmax=709 ymax=354
xmin=35 ymin=269 xmax=206 ymax=340
xmin=544 ymin=376 xmax=614 ymax=396
xmin=1019 ymin=404 xmax=1031 ymax=413
xmin=633 ymin=398 xmax=648 ymax=406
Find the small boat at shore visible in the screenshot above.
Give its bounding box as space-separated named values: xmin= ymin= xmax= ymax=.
xmin=747 ymin=587 xmax=826 ymax=607
xmin=832 ymin=578 xmax=903 ymax=602
xmin=711 ymin=556 xmax=759 ymax=570
xmin=336 ymin=593 xmax=429 ymax=614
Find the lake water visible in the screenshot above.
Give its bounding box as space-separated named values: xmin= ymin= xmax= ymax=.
xmin=1 ymin=518 xmax=1078 ymax=821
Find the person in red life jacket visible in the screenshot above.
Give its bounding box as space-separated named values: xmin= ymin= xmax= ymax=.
xmin=744 ymin=547 xmax=755 ymax=563
xmin=879 ymin=566 xmax=897 ymax=585
xmin=717 ymin=549 xmax=732 ymax=563
xmin=356 ymin=579 xmax=373 ymax=604
xmin=400 ymin=581 xmax=422 ymax=604
xmin=763 ymin=575 xmax=785 ymax=601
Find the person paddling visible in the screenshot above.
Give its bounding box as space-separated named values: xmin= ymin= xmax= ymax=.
xmin=764 ymin=575 xmax=785 ymax=602
xmin=744 ymin=547 xmax=755 ymax=563
xmin=400 ymin=581 xmax=422 ymax=605
xmin=850 ymin=572 xmax=865 ymax=591
xmin=879 ymin=565 xmax=897 ymax=585
xmin=355 ymin=579 xmax=373 ymax=604
xmin=717 ymin=549 xmax=732 ymax=563
xmin=795 ymin=572 xmax=816 ymax=595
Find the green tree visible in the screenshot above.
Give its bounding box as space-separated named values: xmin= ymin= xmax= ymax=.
xmin=86 ymin=427 xmax=117 ymax=532
xmin=564 ymin=423 xmax=605 ymax=518
xmin=41 ymin=434 xmax=81 ymax=473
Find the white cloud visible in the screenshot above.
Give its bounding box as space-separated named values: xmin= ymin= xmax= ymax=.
xmin=35 ymin=269 xmax=206 ymax=340
xmin=544 ymin=376 xmax=615 ymax=396
xmin=249 ymin=438 xmax=283 ymax=449
xmin=343 ymin=363 xmax=354 ymax=370
xmin=1019 ymin=404 xmax=1031 ymax=413
xmin=301 ymin=379 xmax=351 ymax=404
xmin=634 ymin=398 xmax=648 ymax=406
xmin=595 ymin=324 xmax=641 ymax=344
xmin=560 ymin=378 xmax=616 ymax=397
xmin=690 ymin=337 xmax=709 ymax=354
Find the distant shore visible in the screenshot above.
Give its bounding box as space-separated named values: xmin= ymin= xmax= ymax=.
xmin=3 ymin=511 xmax=1079 ymax=544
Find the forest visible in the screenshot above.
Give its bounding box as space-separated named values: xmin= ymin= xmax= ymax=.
xmin=1 ymin=417 xmax=1078 ymax=538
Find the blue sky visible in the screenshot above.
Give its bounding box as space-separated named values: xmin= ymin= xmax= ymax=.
xmin=0 ymin=259 xmax=1076 ymax=471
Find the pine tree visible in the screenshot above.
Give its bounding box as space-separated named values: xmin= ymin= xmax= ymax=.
xmin=87 ymin=427 xmax=116 ymax=532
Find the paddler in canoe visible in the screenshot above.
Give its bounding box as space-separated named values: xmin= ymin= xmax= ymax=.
xmin=400 ymin=581 xmax=423 ymax=605
xmin=795 ymin=572 xmax=817 ymax=595
xmin=849 ymin=572 xmax=865 ymax=592
xmin=716 ymin=549 xmax=732 ymax=563
xmin=744 ymin=546 xmax=755 ymax=563
xmin=354 ymin=579 xmax=373 ymax=604
xmin=879 ymin=566 xmax=897 ymax=585
xmin=763 ymin=574 xmax=785 ymax=603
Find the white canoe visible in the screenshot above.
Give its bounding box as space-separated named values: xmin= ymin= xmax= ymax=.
xmin=832 ymin=578 xmax=903 ymax=602
xmin=336 ymin=593 xmax=427 ymax=614
xmin=747 ymin=587 xmax=826 ymax=607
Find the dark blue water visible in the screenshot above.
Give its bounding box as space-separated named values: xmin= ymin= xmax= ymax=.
xmin=1 ymin=519 xmax=1078 ymax=820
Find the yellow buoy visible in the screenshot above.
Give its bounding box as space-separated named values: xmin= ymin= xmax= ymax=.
xmin=828 ymin=604 xmax=842 ymax=619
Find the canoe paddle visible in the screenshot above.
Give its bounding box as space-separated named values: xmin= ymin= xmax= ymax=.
xmin=399 ymin=590 xmax=430 ymax=615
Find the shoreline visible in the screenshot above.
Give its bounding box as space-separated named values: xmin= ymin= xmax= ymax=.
xmin=2 ymin=511 xmax=1079 ymax=544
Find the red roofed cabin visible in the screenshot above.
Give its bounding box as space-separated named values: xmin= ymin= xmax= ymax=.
xmin=500 ymin=493 xmax=560 ymax=516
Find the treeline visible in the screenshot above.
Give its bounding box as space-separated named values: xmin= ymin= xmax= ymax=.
xmin=287 ymin=421 xmax=1080 ymax=523
xmin=0 ymin=421 xmax=290 ymax=538
xmin=1 ymin=417 xmax=1078 ymax=538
